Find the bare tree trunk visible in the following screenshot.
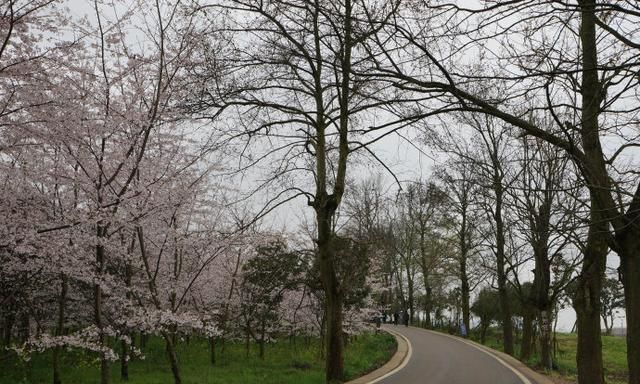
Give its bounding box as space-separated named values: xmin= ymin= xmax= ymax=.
xmin=2 ymin=312 xmax=13 ymax=346
xmin=532 ymin=244 xmax=553 ymax=370
xmin=494 ymin=185 xmax=514 ymax=355
xmin=317 ymin=207 xmax=344 ymax=384
xmin=553 ymin=310 xmax=559 ymax=361
xmin=619 ymin=238 xmax=640 ymax=384
xmin=245 ymin=323 xmax=250 ymax=358
xmin=420 ymin=231 xmax=433 ymax=329
xmin=209 ymin=337 xmax=216 ymax=365
xmin=406 ymin=268 xmax=415 ymax=325
xmin=259 ymin=318 xmax=266 ymax=360
xmin=573 ymin=202 xmax=607 ymax=384
xmin=423 ymin=281 xmax=432 ymax=329
xmin=458 ymin=198 xmax=471 ymax=336
xmin=520 ymin=308 xmax=534 ymax=361
xmin=539 ymin=309 xmax=553 ymax=370
xmin=121 ymin=254 xmax=133 ymax=381
xmin=319 ymin=313 xmax=325 ymax=359
xmin=120 ymin=339 xmax=129 ymax=381
xmin=460 ymin=258 xmax=470 ymax=336
xmin=574 ymin=249 xmax=606 ymax=384
xmin=163 ymin=333 xmax=182 ymax=384
xmin=19 ymin=312 xmax=29 ymax=343
xmin=53 ymin=275 xmax=67 ymax=384
xmin=480 ymin=324 xmax=488 ymax=344
xmin=603 ymin=317 xmax=612 ymax=336
xmin=96 ymin=224 xmax=110 ymax=384
xmin=140 ymin=333 xmax=146 ymax=349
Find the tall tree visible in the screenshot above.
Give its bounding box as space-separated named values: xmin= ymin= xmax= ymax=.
xmin=511 ymin=135 xmax=580 ymax=368
xmin=196 ymin=1 xmax=399 ymax=381
xmin=438 ymin=161 xmax=482 ymax=336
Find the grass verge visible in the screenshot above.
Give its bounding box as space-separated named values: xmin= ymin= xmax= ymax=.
xmin=466 ymin=328 xmax=627 ymax=384
xmin=0 ymin=332 xmax=396 ymax=384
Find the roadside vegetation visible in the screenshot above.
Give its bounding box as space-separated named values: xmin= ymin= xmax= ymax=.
xmin=0 ymin=332 xmax=395 ymax=384
xmin=467 ymin=328 xmax=628 ymax=384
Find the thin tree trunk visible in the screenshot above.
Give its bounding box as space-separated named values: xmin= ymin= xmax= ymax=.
xmin=494 ymin=180 xmax=514 ymax=355
xmin=140 ymin=333 xmax=147 ymax=349
xmin=406 ymin=267 xmax=414 ymax=325
xmin=480 ymin=324 xmax=488 ymax=344
xmin=520 ymin=309 xmax=533 ymax=361
xmin=53 ymin=275 xmax=67 ymax=384
xmin=3 ymin=312 xmax=13 ymax=346
xmin=423 ymin=286 xmax=432 ymax=329
xmin=19 ymin=312 xmax=29 ymax=343
xmin=420 ymin=233 xmax=432 ymax=329
xmin=209 ymin=337 xmax=216 ymax=365
xmin=460 ymin=258 xmax=470 ymax=336
xmin=121 ymin=250 xmax=133 ymax=382
xmin=163 ymin=333 xmax=182 ymax=384
xmin=458 ymin=200 xmax=471 ymax=336
xmin=245 ymin=325 xmax=250 ymax=358
xmin=553 ymin=310 xmax=559 ymax=361
xmin=120 ymin=339 xmax=129 ymax=381
xmin=96 ymin=224 xmax=110 ymax=384
xmin=319 ymin=314 xmax=325 ymax=359
xmin=259 ymin=318 xmax=266 ymax=360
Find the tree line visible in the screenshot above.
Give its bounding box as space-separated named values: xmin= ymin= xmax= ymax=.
xmin=1 ymin=1 xmax=638 ymax=384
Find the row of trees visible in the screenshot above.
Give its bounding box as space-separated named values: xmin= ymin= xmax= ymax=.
xmin=2 ymin=1 xmax=638 ymax=384
xmin=346 ymin=114 xmax=624 ymax=371
xmin=343 ymin=121 xmax=582 ymax=370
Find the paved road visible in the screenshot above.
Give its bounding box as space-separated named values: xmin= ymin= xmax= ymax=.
xmin=378 ymin=325 xmax=526 ymax=384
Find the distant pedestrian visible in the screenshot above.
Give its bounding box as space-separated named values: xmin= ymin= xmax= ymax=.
xmin=393 ymin=311 xmax=399 ymax=326
xmin=403 ymin=310 xmax=409 ymax=327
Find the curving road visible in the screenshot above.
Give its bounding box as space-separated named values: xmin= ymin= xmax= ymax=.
xmin=377 ymin=325 xmax=531 ymax=384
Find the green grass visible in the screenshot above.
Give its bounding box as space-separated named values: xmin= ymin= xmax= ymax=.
xmin=0 ymin=332 xmax=396 ymax=384
xmin=468 ymin=328 xmax=628 ymax=384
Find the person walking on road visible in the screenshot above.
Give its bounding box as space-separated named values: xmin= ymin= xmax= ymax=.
xmin=393 ymin=311 xmax=399 ymax=326
xmin=460 ymin=322 xmax=468 ymax=337
xmin=403 ymin=310 xmax=409 ymax=327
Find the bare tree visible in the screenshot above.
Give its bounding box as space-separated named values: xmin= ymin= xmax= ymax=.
xmin=438 ymin=161 xmax=483 ymax=336
xmin=195 ymin=1 xmax=400 ymax=381
xmin=511 ymin=135 xmax=582 ymax=368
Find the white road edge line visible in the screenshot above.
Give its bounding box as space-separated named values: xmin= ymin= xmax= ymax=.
xmin=366 ymin=329 xmax=413 ymax=384
xmin=426 ymin=330 xmax=532 ymax=384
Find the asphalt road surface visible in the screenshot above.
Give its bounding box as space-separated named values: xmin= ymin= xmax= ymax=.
xmin=378 ymin=325 xmax=527 ymax=384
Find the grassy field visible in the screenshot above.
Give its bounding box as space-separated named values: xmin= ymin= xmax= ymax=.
xmin=0 ymin=332 xmax=396 ymax=384
xmin=472 ymin=328 xmax=628 ymax=383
